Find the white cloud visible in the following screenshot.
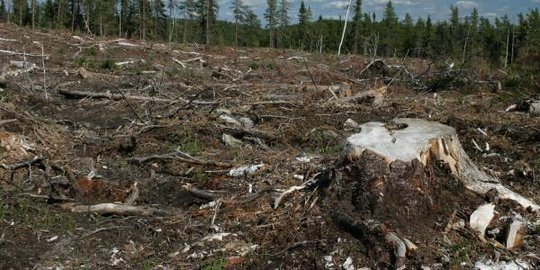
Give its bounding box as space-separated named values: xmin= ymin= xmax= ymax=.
xmin=243 ymin=0 xmax=266 ymax=8
xmin=365 ymin=0 xmax=435 ymax=5
xmin=482 ymin=12 xmax=498 ymax=17
xmin=455 ymin=1 xmax=479 ymax=9
xmin=325 ymin=1 xmax=350 ymax=9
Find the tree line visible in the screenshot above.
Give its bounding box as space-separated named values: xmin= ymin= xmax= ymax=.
xmin=0 ymin=0 xmax=539 ymax=72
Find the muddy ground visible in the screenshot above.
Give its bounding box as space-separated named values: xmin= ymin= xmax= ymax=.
xmin=0 ymin=23 xmax=539 ymax=269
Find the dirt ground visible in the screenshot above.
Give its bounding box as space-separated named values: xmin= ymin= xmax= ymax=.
xmin=0 ymin=23 xmax=539 ymax=269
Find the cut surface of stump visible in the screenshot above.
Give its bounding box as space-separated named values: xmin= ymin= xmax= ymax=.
xmin=322 ymin=118 xmax=539 ymax=268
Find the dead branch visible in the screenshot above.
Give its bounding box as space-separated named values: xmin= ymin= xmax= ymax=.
xmin=215 ymin=124 xmax=277 ymax=141
xmin=68 ymin=203 xmax=162 ymax=216
xmin=232 ymin=68 xmax=252 ymax=82
xmin=127 ymin=151 xmax=231 ymax=167
xmin=172 ymin=58 xmax=186 ymax=68
xmin=18 ymin=192 xmax=75 ymax=202
xmin=77 ymin=67 xmax=121 ymax=80
xmin=183 ymin=183 xmax=226 ymax=201
xmin=1 ymin=156 xmax=42 ymax=170
xmin=0 ymin=49 xmax=50 ymax=58
xmin=249 ymin=100 xmax=301 ymax=106
xmin=0 ymin=119 xmax=18 ymax=126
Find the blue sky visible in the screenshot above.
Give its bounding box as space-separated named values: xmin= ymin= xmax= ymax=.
xmin=218 ymin=0 xmax=540 ymax=23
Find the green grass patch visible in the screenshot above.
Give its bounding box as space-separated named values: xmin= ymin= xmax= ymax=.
xmin=100 ymin=58 xmax=115 ymax=70
xmin=201 ymin=257 xmax=226 ymax=270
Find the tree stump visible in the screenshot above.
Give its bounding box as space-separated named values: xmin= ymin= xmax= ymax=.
xmin=322 ymin=118 xmax=539 ymax=268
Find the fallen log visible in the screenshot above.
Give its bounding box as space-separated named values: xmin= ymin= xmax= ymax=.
xmin=338 ymin=86 xmax=387 ymax=106
xmin=58 ymin=89 xmax=218 ymax=105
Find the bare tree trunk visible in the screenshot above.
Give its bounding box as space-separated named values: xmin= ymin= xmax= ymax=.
xmin=504 ymin=26 xmax=510 ymax=69
xmin=168 ymin=0 xmax=173 ymax=42
xmin=140 ymin=0 xmax=146 ymax=40
xmin=18 ymin=0 xmax=22 ymax=25
xmin=462 ymin=25 xmax=471 ymax=65
xmin=319 ymin=34 xmax=323 ymax=53
xmin=183 ymin=15 xmax=187 ymax=43
xmin=71 ymin=0 xmax=76 ymax=32
xmin=56 ymin=0 xmax=62 ymax=28
xmin=205 ymin=0 xmax=210 ymax=45
xmin=510 ymin=26 xmax=515 ymax=64
xmin=31 ymin=0 xmax=35 ymax=28
xmin=234 ymin=18 xmax=238 ymax=47
xmin=269 ymin=29 xmax=274 ymax=48
xmin=373 ymin=33 xmax=379 ymax=57
xmin=337 ymin=0 xmax=352 ymax=56
xmin=99 ymin=12 xmax=103 ymax=36
xmin=118 ymin=1 xmax=122 ymax=37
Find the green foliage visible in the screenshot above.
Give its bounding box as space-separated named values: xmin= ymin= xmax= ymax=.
xmin=88 ymin=46 xmax=98 ymax=56
xmin=172 ymin=130 xmax=204 ymax=156
xmin=0 ymin=189 xmax=77 ymax=233
xmin=201 ymin=257 xmax=226 ymax=270
xmin=306 ymin=129 xmax=342 ymax=155
xmin=0 ymin=90 xmax=12 ymax=103
xmin=344 ymin=243 xmax=361 ymax=254
xmin=75 ymin=57 xmax=87 ymax=67
xmin=505 ymin=74 xmax=522 ymax=89
xmin=100 ymin=58 xmax=115 ymax=70
xmin=450 ymin=239 xmax=475 ymax=263
xmin=249 ymin=62 xmax=260 ymax=70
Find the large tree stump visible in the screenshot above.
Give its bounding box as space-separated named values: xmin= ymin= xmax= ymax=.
xmin=341 ymin=118 xmax=538 ymax=211
xmin=323 ymin=118 xmax=539 ymax=268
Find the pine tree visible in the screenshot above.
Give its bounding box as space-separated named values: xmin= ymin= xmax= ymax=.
xmin=42 ymin=0 xmax=55 ymax=28
xmin=243 ymin=8 xmax=261 ymax=47
xmin=382 ymin=1 xmax=397 ymax=27
xmin=381 ymin=1 xmax=398 ymax=55
xmin=150 ymin=0 xmax=167 ymax=40
xmin=351 ymin=0 xmax=362 ymax=54
xmin=298 ymin=0 xmax=308 ymax=25
xmin=231 ymin=0 xmax=246 ymax=47
xmin=180 ymin=0 xmax=196 ymax=43
xmin=0 ymin=0 xmax=5 ymax=22
xmin=276 ymin=0 xmax=290 ymax=47
xmin=13 ymin=0 xmax=30 ymax=26
xmin=297 ymin=0 xmax=310 ymax=48
xmin=400 ymin=13 xmax=415 ymax=55
xmin=264 ymin=0 xmax=278 ymax=48
xmin=195 ymin=0 xmax=218 ymax=45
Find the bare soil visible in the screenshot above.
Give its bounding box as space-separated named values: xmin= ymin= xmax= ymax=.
xmin=0 ymin=23 xmax=539 ymax=269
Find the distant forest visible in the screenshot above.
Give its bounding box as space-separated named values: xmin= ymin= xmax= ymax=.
xmin=0 ymin=0 xmax=539 ymax=72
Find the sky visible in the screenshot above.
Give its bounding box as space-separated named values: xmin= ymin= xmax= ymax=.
xmin=218 ymin=0 xmax=540 ymax=23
